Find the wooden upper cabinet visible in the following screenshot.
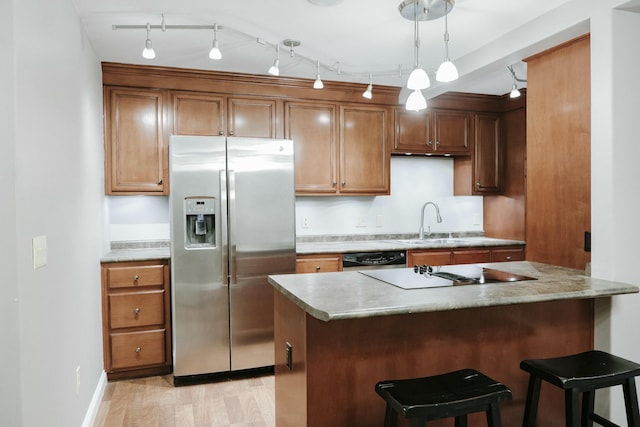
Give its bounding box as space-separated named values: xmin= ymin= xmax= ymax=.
xmin=286 ymin=102 xmax=390 ymax=196
xmin=285 ymin=101 xmax=338 ymax=194
xmin=393 ymin=108 xmax=470 ymax=155
xmin=172 ymin=93 xmax=277 ymax=138
xmin=228 ymin=97 xmax=278 ymax=138
xmin=339 ymin=105 xmax=390 ymax=195
xmin=172 ymin=92 xmax=225 ymax=136
xmin=433 ymin=110 xmax=471 ymax=154
xmin=473 ymin=113 xmax=502 ymax=194
xmin=105 ymin=87 xmax=168 ymax=195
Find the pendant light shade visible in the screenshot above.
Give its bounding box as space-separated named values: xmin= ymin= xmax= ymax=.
xmin=406 ymin=89 xmax=427 ymax=111
xmin=362 ymin=73 xmax=373 ymax=99
xmin=407 ymin=67 xmax=430 ymax=90
xmin=268 ymin=45 xmax=280 ymax=76
xmin=313 ymin=60 xmax=323 ymax=89
xmin=436 ymin=60 xmax=458 ymax=82
xmin=208 ymin=24 xmax=222 ymax=59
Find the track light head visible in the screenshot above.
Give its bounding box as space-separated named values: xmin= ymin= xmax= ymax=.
xmin=268 ymin=59 xmax=280 ymax=76
xmin=142 ymin=23 xmax=155 ymax=59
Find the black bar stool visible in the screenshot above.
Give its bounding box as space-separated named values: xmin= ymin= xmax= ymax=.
xmin=520 ymin=350 xmax=640 ymax=427
xmin=375 ymin=368 xmax=512 ymax=427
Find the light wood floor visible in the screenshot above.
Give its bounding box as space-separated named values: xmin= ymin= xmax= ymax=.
xmin=93 ymin=374 xmax=275 ymax=427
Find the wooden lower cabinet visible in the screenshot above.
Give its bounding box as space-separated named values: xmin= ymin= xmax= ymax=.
xmin=296 ymin=254 xmax=342 ymax=273
xmin=101 ymin=259 xmax=172 ymax=380
xmin=408 ymin=246 xmax=524 ymax=267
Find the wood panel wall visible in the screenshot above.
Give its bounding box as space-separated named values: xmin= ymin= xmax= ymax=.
xmin=524 ymin=35 xmax=591 ymax=270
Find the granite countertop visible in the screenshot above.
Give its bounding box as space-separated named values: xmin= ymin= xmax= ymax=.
xmin=268 ymin=261 xmax=639 ymax=322
xmin=101 ymin=241 xmax=170 ymax=263
xmin=100 ymin=234 xmax=525 ymax=262
xmin=296 ymin=235 xmax=525 ymax=254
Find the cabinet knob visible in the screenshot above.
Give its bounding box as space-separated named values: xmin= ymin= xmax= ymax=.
xmin=341 ymin=181 xmax=346 ymax=186
xmin=427 ymin=140 xmax=433 ymax=146
xmin=157 ymin=179 xmax=163 ymax=185
xmin=315 ymin=266 xmax=321 ymax=272
xmin=229 ymin=131 xmax=234 ymax=136
xmin=133 ymin=275 xmax=139 ymax=281
xmin=135 ymin=346 xmax=141 ymax=354
xmin=435 ymin=140 xmax=440 ymax=146
xmin=134 ymin=307 xmax=141 ymax=315
xmin=332 ymin=181 xmax=337 ymax=186
xmin=218 ymin=130 xmax=224 ymax=135
xmin=506 ymin=256 xmax=512 ymax=261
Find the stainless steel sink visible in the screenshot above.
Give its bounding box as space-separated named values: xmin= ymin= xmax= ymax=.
xmin=389 ymin=238 xmax=472 ymax=246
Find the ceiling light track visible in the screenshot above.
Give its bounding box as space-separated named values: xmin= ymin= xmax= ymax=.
xmin=113 ymin=11 xmax=458 ymax=100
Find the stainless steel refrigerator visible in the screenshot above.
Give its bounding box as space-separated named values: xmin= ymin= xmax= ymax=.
xmin=169 ymin=135 xmax=295 ymax=381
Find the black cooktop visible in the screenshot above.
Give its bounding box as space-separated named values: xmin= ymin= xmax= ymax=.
xmin=360 ymin=265 xmax=537 ymax=290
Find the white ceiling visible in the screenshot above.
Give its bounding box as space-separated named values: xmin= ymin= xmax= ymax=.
xmin=70 ymin=0 xmax=638 ymax=98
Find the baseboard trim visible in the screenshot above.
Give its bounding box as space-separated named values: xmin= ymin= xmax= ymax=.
xmin=82 ymin=370 xmax=107 ymax=427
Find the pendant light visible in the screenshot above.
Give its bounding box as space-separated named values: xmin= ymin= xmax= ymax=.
xmin=313 ymin=60 xmax=324 ymax=89
xmin=435 ymin=1 xmax=458 ymax=82
xmin=406 ymin=0 xmax=430 ymax=91
xmin=208 ymin=23 xmax=222 ymax=60
xmin=406 ymin=89 xmax=427 ymax=111
xmin=508 ymin=65 xmax=525 ymax=98
xmin=362 ymin=73 xmax=373 ymax=99
xmin=268 ymin=44 xmax=280 ymax=76
xmin=142 ymin=23 xmax=155 ymax=59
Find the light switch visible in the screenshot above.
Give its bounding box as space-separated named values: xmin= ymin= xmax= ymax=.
xmin=32 ymin=235 xmax=47 ymax=269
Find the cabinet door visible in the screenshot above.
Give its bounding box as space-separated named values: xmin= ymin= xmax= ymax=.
xmin=105 ymin=88 xmax=167 ymax=194
xmin=432 ymin=110 xmax=470 ymax=155
xmin=296 ymin=255 xmax=342 ymax=273
xmin=340 ymin=105 xmax=390 ymax=195
xmin=172 ymin=92 xmax=225 ymax=136
xmin=408 ymin=250 xmax=452 ymax=266
xmin=285 ymin=101 xmax=338 ymax=194
xmin=474 ymin=113 xmax=502 ymax=193
xmin=394 ymin=108 xmax=431 ymax=153
xmin=228 ymin=97 xmax=278 ymax=138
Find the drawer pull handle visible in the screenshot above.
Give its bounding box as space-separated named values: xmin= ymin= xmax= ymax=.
xmin=134 ymin=307 xmax=141 ymax=315
xmin=133 ymin=275 xmax=139 ymax=281
xmin=135 ymin=347 xmax=141 ymax=353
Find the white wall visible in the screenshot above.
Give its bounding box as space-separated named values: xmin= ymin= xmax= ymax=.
xmin=9 ymin=0 xmax=105 ymax=425
xmin=0 ymin=0 xmax=22 ymax=425
xmin=106 ymin=156 xmax=483 ymax=242
xmin=592 ymin=3 xmax=640 ymax=423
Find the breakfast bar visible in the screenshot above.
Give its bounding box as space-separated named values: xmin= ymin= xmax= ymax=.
xmin=268 ymin=261 xmax=639 ymax=427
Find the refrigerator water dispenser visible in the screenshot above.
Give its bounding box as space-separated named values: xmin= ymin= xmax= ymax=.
xmin=184 ymin=197 xmax=216 ymax=247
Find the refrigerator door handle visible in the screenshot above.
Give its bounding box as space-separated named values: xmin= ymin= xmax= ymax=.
xmin=220 ymin=169 xmax=230 ymax=286
xmin=227 ymin=169 xmax=237 ymax=285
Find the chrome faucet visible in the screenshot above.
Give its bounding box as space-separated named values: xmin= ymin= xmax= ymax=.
xmin=418 ymin=201 xmax=443 ymax=239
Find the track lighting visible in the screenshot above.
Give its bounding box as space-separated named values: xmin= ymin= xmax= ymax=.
xmin=436 ymin=0 xmax=458 ymax=83
xmin=142 ymin=23 xmax=155 ymax=59
xmin=362 ymin=73 xmax=373 ymax=99
xmin=209 ymin=23 xmax=221 ymax=60
xmin=268 ymin=45 xmax=280 ymax=76
xmin=507 ymin=65 xmax=526 ymax=98
xmin=313 ymin=60 xmax=324 ymax=89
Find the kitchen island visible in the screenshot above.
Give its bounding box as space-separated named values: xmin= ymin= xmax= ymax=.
xmin=268 ymin=261 xmax=638 ymax=427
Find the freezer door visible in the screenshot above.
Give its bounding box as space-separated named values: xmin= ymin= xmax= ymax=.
xmin=227 ymin=137 xmax=296 ymax=371
xmin=170 ymin=135 xmax=230 ymax=377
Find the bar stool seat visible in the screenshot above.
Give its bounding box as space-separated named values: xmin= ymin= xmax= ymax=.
xmin=375 ymin=368 xmax=512 ymax=427
xmin=520 ymin=350 xmax=640 ymax=427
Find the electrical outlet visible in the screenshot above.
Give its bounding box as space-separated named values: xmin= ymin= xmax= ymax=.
xmin=76 ymin=366 xmax=80 ymax=396
xmin=356 ymin=216 xmax=367 ymax=228
xmin=376 ymin=215 xmax=384 ymax=228
xmin=301 ymin=216 xmax=310 ymax=229
xmin=32 ymin=235 xmax=47 ymax=269
xmin=286 ymin=342 xmax=293 ymax=370
xmin=472 ymin=214 xmax=481 ymax=226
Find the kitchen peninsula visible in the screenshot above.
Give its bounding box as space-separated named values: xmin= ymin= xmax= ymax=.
xmin=269 ymin=262 xmax=638 ymax=427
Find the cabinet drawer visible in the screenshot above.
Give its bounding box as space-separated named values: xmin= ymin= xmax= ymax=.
xmin=296 ymin=255 xmax=342 ymax=273
xmin=109 ymin=291 xmax=165 ymax=329
xmin=452 ymin=249 xmax=491 ymax=265
xmin=110 ymin=329 xmax=166 ymax=370
xmin=492 ymin=247 xmax=525 ymax=262
xmin=407 ymin=250 xmax=452 ymax=266
xmin=106 ymin=264 xmax=165 ymax=289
